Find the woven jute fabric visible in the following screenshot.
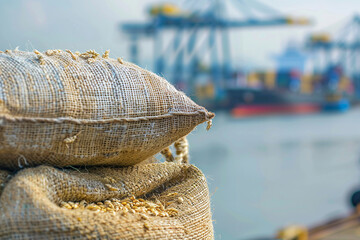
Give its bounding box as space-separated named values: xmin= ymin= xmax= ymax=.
xmin=0 ymin=163 xmax=214 ymax=239
xmin=0 ymin=50 xmax=214 ymax=170
xmin=0 ymin=169 xmax=10 ymax=196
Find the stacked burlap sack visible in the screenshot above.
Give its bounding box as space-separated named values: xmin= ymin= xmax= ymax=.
xmin=0 ymin=49 xmax=215 ymax=239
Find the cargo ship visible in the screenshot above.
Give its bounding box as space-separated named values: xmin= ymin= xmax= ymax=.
xmin=225 ymin=88 xmax=350 ymax=117
xmin=221 ymin=45 xmax=351 ymax=117
xmin=226 ymin=87 xmax=323 ymax=117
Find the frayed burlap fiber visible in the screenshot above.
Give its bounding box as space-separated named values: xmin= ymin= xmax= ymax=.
xmin=0 ymin=162 xmax=213 ymax=239
xmin=0 ymin=50 xmax=214 ymax=169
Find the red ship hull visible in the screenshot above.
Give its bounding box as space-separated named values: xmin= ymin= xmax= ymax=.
xmin=231 ymin=104 xmax=321 ymax=117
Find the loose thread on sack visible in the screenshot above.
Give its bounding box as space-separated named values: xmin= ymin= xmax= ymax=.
xmin=117 ymin=57 xmax=124 ymax=64
xmin=63 ymin=131 xmax=83 ymax=148
xmin=17 ymin=154 xmax=29 ymax=168
xmin=206 ymin=119 xmax=212 ymax=131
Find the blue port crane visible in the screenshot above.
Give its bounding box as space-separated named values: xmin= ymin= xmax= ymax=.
xmin=121 ymin=0 xmax=310 ymax=98
xmin=306 ymin=15 xmax=360 ymax=96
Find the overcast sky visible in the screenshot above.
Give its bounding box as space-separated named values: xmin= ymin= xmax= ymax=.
xmin=0 ymin=0 xmax=358 ymax=70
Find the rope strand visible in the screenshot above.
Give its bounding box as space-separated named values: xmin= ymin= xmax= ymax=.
xmin=174 ymin=137 xmax=189 ymax=164
xmin=160 ymin=136 xmax=189 ymax=164
xmin=160 ymin=147 xmax=174 ymax=162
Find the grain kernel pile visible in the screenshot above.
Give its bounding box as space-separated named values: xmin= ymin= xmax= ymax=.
xmin=60 ymin=196 xmax=179 ymax=217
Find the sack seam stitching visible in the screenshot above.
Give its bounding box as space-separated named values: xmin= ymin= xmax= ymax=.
xmin=0 ymin=110 xmax=213 ymax=124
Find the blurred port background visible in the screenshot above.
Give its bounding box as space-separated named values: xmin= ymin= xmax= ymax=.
xmin=2 ymin=0 xmax=360 ymax=239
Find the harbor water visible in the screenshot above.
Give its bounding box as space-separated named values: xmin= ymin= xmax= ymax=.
xmin=187 ymin=109 xmax=360 ymax=239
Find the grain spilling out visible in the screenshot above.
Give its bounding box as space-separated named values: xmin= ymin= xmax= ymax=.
xmin=60 ymin=195 xmax=179 ymax=217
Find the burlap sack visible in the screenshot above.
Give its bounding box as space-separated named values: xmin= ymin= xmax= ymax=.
xmin=0 ymin=49 xmax=214 ymax=169
xmin=0 ymin=163 xmax=213 ymax=239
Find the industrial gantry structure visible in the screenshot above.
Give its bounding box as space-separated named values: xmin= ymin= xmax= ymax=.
xmin=121 ymin=0 xmax=310 ymax=99
xmin=307 ymin=15 xmax=360 ymax=96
